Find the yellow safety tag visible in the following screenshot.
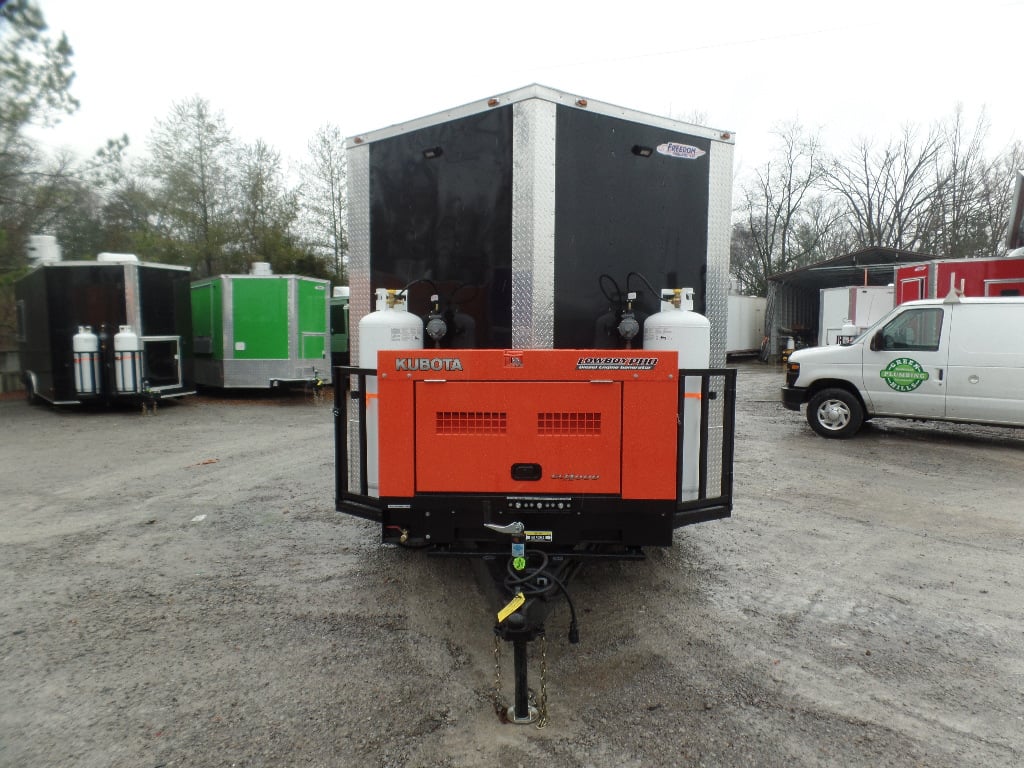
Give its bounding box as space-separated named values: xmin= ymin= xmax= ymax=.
xmin=497 ymin=592 xmax=526 ymax=624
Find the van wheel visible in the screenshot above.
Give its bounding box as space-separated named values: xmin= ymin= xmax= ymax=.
xmin=806 ymin=388 xmax=864 ymax=439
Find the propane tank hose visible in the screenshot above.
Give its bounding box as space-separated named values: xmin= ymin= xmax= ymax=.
xmin=626 ymin=271 xmax=659 ymax=310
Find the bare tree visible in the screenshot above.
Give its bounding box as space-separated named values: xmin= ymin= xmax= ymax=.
xmin=731 ymin=122 xmax=834 ymax=294
xmin=299 ymin=124 xmax=347 ymax=282
xmin=920 ymin=107 xmax=993 ymax=259
xmin=822 ymin=125 xmax=941 ymax=250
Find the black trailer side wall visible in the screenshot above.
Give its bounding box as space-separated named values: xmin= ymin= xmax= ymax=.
xmin=554 ymin=107 xmax=711 ymax=348
xmin=16 ymin=264 xmax=129 ymax=401
xmin=369 ymin=107 xmax=514 ymax=348
xmin=366 ymin=103 xmax=711 ymax=350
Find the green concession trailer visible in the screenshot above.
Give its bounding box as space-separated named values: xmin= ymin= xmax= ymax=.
xmin=190 ymin=270 xmax=331 ymax=389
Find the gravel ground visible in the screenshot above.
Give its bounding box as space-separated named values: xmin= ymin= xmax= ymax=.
xmin=1 ymin=363 xmax=1022 ymax=767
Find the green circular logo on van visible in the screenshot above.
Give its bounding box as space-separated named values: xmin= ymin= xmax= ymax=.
xmin=880 ymin=358 xmax=929 ymax=392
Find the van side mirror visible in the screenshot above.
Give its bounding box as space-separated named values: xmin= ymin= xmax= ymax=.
xmin=870 ymin=330 xmax=883 ymax=352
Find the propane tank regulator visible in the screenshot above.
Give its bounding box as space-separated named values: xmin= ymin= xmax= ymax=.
xmin=616 ymin=291 xmax=641 ymax=346
xmin=424 ymin=294 xmax=448 ymax=346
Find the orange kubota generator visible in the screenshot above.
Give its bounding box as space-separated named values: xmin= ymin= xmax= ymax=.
xmin=333 ymin=85 xmax=737 ymax=724
xmin=343 ymin=346 xmax=734 ymax=553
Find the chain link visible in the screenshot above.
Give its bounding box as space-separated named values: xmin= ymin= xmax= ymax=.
xmin=491 ymin=631 xmax=550 ymax=727
xmin=491 ymin=634 xmax=507 ymax=721
xmin=536 ymin=632 xmax=549 ymax=728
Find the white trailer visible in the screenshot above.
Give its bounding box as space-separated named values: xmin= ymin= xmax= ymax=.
xmin=818 ymin=286 xmax=894 ymax=345
xmin=726 ymin=293 xmax=766 ymax=356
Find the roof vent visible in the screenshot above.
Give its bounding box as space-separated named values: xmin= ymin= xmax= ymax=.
xmin=27 ymin=235 xmax=62 ymax=264
xmin=97 ymin=252 xmax=139 ymax=263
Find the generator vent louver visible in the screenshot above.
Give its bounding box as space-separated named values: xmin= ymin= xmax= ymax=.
xmin=435 ymin=411 xmax=508 ymax=434
xmin=537 ymin=412 xmax=602 ymax=435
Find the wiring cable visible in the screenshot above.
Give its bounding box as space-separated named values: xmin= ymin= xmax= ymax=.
xmin=504 ymin=549 xmax=580 ymax=644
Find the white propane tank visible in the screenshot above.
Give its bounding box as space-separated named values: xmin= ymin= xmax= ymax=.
xmin=643 ymin=288 xmax=711 ymax=501
xmin=358 ymin=289 xmax=424 ymax=496
xmin=72 ymin=326 xmax=100 ymax=395
xmin=114 ymin=325 xmax=143 ymax=394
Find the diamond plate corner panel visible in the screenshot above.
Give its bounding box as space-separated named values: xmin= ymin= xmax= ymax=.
xmin=511 ymin=98 xmax=557 ymax=349
xmin=707 ymin=141 xmax=734 ymax=368
xmin=347 ymin=144 xmax=372 ymax=366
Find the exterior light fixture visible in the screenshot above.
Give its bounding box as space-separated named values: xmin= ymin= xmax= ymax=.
xmin=631 ymin=145 xmax=653 ymax=157
xmin=422 ymin=147 xmax=444 ymax=159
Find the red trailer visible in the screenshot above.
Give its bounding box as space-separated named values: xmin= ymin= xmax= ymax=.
xmin=895 ymin=257 xmax=1024 ymax=304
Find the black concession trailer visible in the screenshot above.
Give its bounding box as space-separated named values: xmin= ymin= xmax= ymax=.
xmin=335 ymin=86 xmax=738 ymax=723
xmin=338 ymin=84 xmax=737 ymax=546
xmin=15 ymin=255 xmax=194 ymax=406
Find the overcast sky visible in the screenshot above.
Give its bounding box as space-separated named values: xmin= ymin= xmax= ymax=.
xmin=25 ymin=0 xmax=1024 ymax=182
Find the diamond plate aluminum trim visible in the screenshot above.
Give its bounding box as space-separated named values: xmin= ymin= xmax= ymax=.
xmin=223 ymin=277 xmax=235 ymax=359
xmin=707 ymin=141 xmax=734 ymax=368
xmin=123 ymin=264 xmax=142 ymax=332
xmin=705 ymin=141 xmax=735 ymax=486
xmin=220 ymin=359 xmax=321 ymax=388
xmin=347 ymin=144 xmax=371 ymax=367
xmin=512 ymin=98 xmax=557 ymax=349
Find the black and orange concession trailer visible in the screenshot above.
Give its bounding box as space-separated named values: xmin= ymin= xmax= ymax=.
xmin=333 ymin=86 xmax=737 ymax=723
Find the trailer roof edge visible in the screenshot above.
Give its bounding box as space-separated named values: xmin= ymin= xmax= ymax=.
xmin=346 ymin=83 xmax=735 ymax=149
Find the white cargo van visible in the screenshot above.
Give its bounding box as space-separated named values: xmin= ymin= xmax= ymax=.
xmin=781 ymin=294 xmax=1024 ymax=438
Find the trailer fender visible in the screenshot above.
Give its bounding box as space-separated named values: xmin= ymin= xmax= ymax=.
xmin=22 ymin=371 xmax=40 ymax=404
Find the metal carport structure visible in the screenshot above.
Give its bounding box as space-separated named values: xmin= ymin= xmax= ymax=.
xmin=762 ymin=247 xmax=940 ymax=360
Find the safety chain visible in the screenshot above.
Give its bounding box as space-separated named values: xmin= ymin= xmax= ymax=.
xmin=492 ymin=634 xmax=506 ymax=721
xmin=490 ymin=633 xmax=550 ymax=728
xmin=536 ymin=632 xmax=549 ymax=728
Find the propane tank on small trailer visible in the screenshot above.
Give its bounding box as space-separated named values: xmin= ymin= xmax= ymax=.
xmin=114 ymin=325 xmax=143 ymax=394
xmin=358 ymin=289 xmax=424 ymax=495
xmin=643 ymin=288 xmax=710 ymax=500
xmin=72 ymin=326 xmax=100 ymax=395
